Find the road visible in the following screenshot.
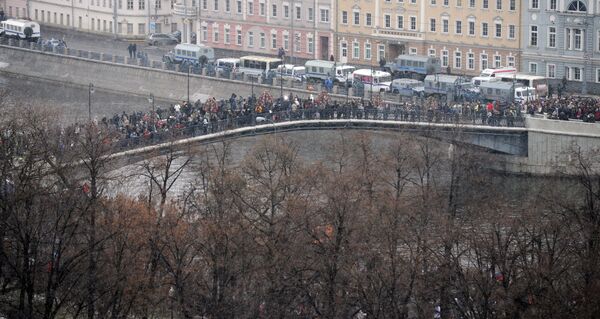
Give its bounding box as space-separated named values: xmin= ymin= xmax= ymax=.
xmin=39 ymin=25 xmax=254 ymax=62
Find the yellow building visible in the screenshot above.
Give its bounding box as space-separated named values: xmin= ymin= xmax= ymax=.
xmin=335 ymin=0 xmax=427 ymax=67
xmin=423 ymin=0 xmax=521 ymax=75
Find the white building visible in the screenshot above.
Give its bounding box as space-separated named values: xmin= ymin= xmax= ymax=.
xmin=29 ymin=0 xmax=175 ymax=38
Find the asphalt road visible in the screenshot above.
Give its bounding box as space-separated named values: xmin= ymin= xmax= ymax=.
xmin=40 ymin=25 xmax=172 ymax=61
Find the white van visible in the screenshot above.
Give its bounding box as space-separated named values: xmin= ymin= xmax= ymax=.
xmin=390 ymin=78 xmax=425 ymax=96
xmin=165 ymin=43 xmax=215 ymax=64
xmin=304 ymin=60 xmax=355 ymax=84
xmin=275 ymin=64 xmax=306 ymax=82
xmin=352 ymin=69 xmax=393 ymax=93
xmin=471 ymin=67 xmax=517 ymax=86
xmin=215 ymin=58 xmax=240 ymax=72
xmin=0 ymin=19 xmax=41 ymax=40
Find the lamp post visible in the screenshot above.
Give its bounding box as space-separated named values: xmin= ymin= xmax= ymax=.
xmin=88 ymin=83 xmax=95 ymax=122
xmin=187 ymin=65 xmax=190 ymax=104
xmin=280 ymin=58 xmax=284 ymax=104
xmin=251 ymin=76 xmax=255 ymax=97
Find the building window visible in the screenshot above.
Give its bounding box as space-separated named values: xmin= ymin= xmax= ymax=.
xmin=138 ymin=0 xmax=144 ymax=10
xmin=428 ymin=48 xmax=436 ymax=56
xmin=308 ymin=36 xmax=314 ymax=53
xmin=365 ymin=42 xmax=372 ymax=60
xmin=547 ymin=64 xmax=556 ymax=78
xmin=213 ymin=0 xmax=218 ymax=10
xmin=225 ymin=27 xmax=230 ymax=43
xmin=247 ymin=1 xmax=253 ymax=14
xmin=226 ymin=0 xmax=230 ymax=11
xmin=155 ymin=0 xmax=161 ymax=9
xmin=127 ymin=23 xmax=133 ymax=34
xmin=469 ymin=0 xmax=475 ymax=7
xmin=410 ymin=16 xmax=416 ymax=30
xmin=248 ymin=31 xmax=254 ymax=47
xmin=494 ymin=55 xmax=501 ymax=67
xmin=308 ymin=7 xmax=313 ymax=20
xmin=284 ymin=4 xmax=289 ymax=17
xmin=549 ymin=0 xmax=557 ymax=9
xmin=272 ymin=4 xmax=277 ymax=16
xmin=236 ymin=0 xmax=241 ymax=13
xmin=529 ymin=62 xmax=538 ymax=74
xmin=509 ymin=0 xmax=515 ymax=9
xmin=482 ymin=22 xmax=488 ymax=37
xmin=79 ymin=16 xmax=82 ymax=28
xmin=496 ymin=0 xmax=501 ymax=9
xmin=35 ymin=9 xmax=39 ymax=20
xmin=342 ymin=11 xmax=348 ymax=24
xmin=353 ymin=42 xmax=360 ymax=59
xmin=431 ymin=0 xmax=436 ymax=4
xmin=271 ymin=33 xmax=277 ymax=49
xmin=443 ymin=0 xmax=449 ymax=5
xmin=531 ymin=0 xmax=539 ymax=8
xmin=456 ymin=20 xmax=462 ymax=34
xmin=483 ymin=0 xmax=488 ymax=8
xmin=202 ymin=26 xmax=208 ymax=41
xmin=457 ymin=0 xmax=462 ymax=7
xmin=565 ymin=28 xmax=583 ymax=50
xmin=597 ymin=30 xmax=600 ymax=51
xmin=596 ymin=68 xmax=600 ymax=82
xmin=495 ymin=23 xmax=501 ymax=37
xmin=468 ymin=21 xmax=475 ymax=35
xmin=127 ymin=0 xmax=133 ymax=9
xmin=467 ymin=52 xmax=474 ymax=69
xmin=236 ymin=29 xmax=242 ymax=45
xmin=378 ymin=44 xmax=386 ymax=61
xmin=283 ymin=34 xmax=289 ymax=50
xmin=430 ymin=18 xmax=436 ymax=32
xmin=295 ymin=5 xmax=300 ymax=19
xmin=454 ymin=51 xmax=462 ymax=68
xmin=294 ymin=32 xmax=300 ymax=52
xmin=202 ymin=0 xmax=207 ymax=9
xmin=260 ymin=32 xmax=266 ymax=48
xmin=410 ymin=47 xmax=417 ymax=55
xmin=138 ymin=23 xmax=145 ymax=34
xmin=341 ymin=42 xmax=348 ymax=58
xmin=320 ymin=8 xmax=329 ymax=22
xmin=509 ymin=25 xmax=515 ymax=39
xmin=397 ymin=16 xmax=404 ymax=29
xmin=353 ymin=12 xmax=360 ymax=25
xmin=481 ymin=53 xmax=488 ymax=70
xmin=367 ymin=13 xmax=373 ymax=26
xmin=260 ymin=2 xmax=265 ymax=15
xmin=548 ymin=26 xmax=556 ymax=48
xmin=567 ymin=0 xmax=586 ymax=11
xmin=443 ymin=18 xmax=449 ymax=33
xmin=530 ymin=25 xmax=538 ymax=46
xmin=384 ymin=14 xmax=390 ymax=28
xmin=214 ymin=27 xmax=220 ymax=42
xmin=507 ymin=56 xmax=515 ymax=67
xmin=91 ymin=18 xmax=95 ymax=30
xmin=441 ymin=50 xmax=449 ymax=67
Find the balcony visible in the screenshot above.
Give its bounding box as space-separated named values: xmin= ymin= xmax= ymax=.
xmin=172 ymin=3 xmax=198 ymax=18
xmin=375 ymin=29 xmax=423 ymax=39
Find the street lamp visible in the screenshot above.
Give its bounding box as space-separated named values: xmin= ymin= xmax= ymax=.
xmin=280 ymin=63 xmax=284 ymax=106
xmin=187 ymin=65 xmax=190 ymax=104
xmin=148 ymin=93 xmax=155 ymax=115
xmin=88 ymin=83 xmax=95 ymax=122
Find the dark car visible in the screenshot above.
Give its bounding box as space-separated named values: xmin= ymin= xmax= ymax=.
xmin=146 ymin=33 xmax=178 ymax=46
xmin=170 ymin=30 xmax=182 ymax=43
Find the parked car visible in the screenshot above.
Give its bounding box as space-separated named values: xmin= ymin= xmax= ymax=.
xmin=146 ymin=33 xmax=178 ymax=46
xmin=170 ymin=30 xmax=182 ymax=43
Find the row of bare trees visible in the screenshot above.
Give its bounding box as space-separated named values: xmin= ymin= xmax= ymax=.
xmin=0 ymin=106 xmax=599 ymax=319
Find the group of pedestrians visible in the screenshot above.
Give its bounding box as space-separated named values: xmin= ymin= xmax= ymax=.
xmin=525 ymin=96 xmax=600 ymax=123
xmin=127 ymin=43 xmax=137 ymax=59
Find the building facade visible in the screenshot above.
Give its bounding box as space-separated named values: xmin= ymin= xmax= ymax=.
xmin=3 ymin=0 xmax=28 ymax=19
xmin=422 ymin=0 xmax=521 ymax=76
xmin=29 ymin=0 xmax=173 ymax=38
xmin=336 ymin=0 xmax=426 ymax=67
xmin=173 ymin=0 xmax=334 ymax=62
xmin=521 ymin=0 xmax=600 ymax=94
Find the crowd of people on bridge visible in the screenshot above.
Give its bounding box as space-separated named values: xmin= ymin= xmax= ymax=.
xmin=59 ymin=91 xmax=523 ymax=150
xmin=525 ymin=96 xmax=600 ymax=123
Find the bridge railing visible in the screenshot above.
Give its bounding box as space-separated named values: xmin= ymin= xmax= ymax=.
xmin=112 ymin=107 xmax=525 ymax=152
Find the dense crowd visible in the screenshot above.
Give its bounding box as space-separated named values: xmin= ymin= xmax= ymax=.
xmin=525 ymin=96 xmax=600 ymax=122
xmin=83 ymin=92 xmax=523 ymax=147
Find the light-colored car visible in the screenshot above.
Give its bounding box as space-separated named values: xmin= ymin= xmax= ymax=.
xmin=146 ymin=33 xmax=178 ymax=46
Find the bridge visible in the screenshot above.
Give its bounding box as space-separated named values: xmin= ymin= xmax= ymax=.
xmin=1 ymin=43 xmax=599 ymax=175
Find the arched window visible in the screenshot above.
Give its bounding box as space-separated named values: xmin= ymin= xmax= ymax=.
xmin=568 ymin=0 xmax=587 ymax=11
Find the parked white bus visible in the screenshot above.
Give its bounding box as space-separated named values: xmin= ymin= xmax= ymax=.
xmin=215 ymin=58 xmax=240 ymax=71
xmin=0 ymin=19 xmax=40 ymax=40
xmin=238 ymin=56 xmax=282 ymax=77
xmin=352 ymin=69 xmax=393 ymax=92
xmin=496 ymin=73 xmax=548 ymax=96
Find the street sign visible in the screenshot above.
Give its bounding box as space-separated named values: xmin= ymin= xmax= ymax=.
xmin=150 ymin=22 xmax=156 ymax=33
